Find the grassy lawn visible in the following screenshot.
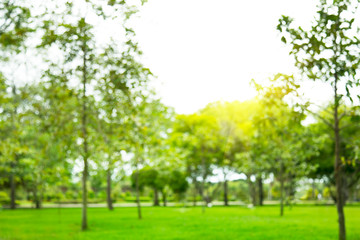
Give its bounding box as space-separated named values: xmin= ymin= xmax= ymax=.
xmin=0 ymin=205 xmax=360 ymax=240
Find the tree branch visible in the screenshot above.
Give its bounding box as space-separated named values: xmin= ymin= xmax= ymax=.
xmin=306 ymin=109 xmax=334 ymax=129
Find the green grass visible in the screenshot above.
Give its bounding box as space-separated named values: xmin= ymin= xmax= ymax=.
xmin=0 ymin=205 xmax=360 ymax=240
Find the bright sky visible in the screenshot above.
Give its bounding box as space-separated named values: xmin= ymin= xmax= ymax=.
xmin=131 ymin=0 xmax=335 ymax=114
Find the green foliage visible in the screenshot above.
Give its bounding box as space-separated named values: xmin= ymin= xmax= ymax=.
xmin=278 ymin=0 xmax=360 ymax=101
xmin=0 ymin=191 xmax=9 ymax=205
xmin=169 ymin=170 xmax=188 ymax=195
xmin=0 ymin=0 xmax=32 ymax=51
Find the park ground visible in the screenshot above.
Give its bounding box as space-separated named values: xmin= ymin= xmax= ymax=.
xmin=0 ymin=205 xmax=360 ymax=240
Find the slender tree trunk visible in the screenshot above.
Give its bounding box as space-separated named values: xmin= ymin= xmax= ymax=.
xmin=106 ymin=167 xmax=113 ymax=211
xmin=268 ymin=182 xmax=273 ymax=201
xmin=201 ymin=153 xmax=206 ymax=213
xmin=285 ymin=176 xmax=291 ymax=207
xmin=247 ymin=175 xmax=256 ymax=206
xmin=10 ymin=94 xmax=17 ymax=210
xmin=312 ymin=180 xmax=316 ymax=200
xmin=153 ymin=188 xmax=159 ymax=206
xmin=135 ymin=168 xmax=142 ymax=219
xmin=280 ymin=163 xmax=284 ymax=217
xmin=10 ymin=163 xmax=16 ymax=209
xmin=39 ymin=186 xmax=43 ymax=209
xmin=192 ymin=178 xmax=197 ymax=206
xmin=162 ymin=190 xmax=167 ymax=207
xmin=34 ymin=185 xmax=41 ymax=209
xmin=257 ymin=176 xmax=263 ymax=206
xmin=334 ymin=79 xmax=345 ymax=240
xmin=81 ymin=153 xmax=88 ymax=230
xmin=81 ymin=35 xmax=89 ymax=231
xmin=201 ymin=179 xmax=206 ymax=213
xmin=224 ymin=180 xmax=229 ymax=206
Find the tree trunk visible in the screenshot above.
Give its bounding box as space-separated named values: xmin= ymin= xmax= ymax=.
xmin=153 ymin=188 xmax=159 ymax=206
xmin=192 ymin=178 xmax=197 ymax=206
xmin=81 ymin=34 xmax=89 ymax=231
xmin=10 ymin=164 xmax=16 ymax=209
xmin=334 ymin=85 xmax=345 ymax=240
xmin=312 ymin=180 xmax=316 ymax=200
xmin=162 ymin=190 xmax=167 ymax=207
xmin=224 ymin=180 xmax=229 ymax=206
xmin=201 ymin=178 xmax=206 ymax=213
xmin=135 ymin=168 xmax=142 ymax=219
xmin=201 ymin=151 xmax=206 ymax=213
xmin=106 ymin=167 xmax=113 ymax=211
xmin=81 ymin=154 xmax=88 ymax=230
xmin=268 ymin=182 xmax=273 ymax=201
xmin=257 ymin=176 xmax=263 ymax=206
xmin=280 ymin=163 xmax=284 ymax=217
xmin=247 ymin=175 xmax=256 ymax=205
xmin=33 ymin=185 xmax=41 ymax=209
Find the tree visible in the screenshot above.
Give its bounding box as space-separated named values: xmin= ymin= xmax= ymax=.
xmin=38 ymin=0 xmax=148 ymax=229
xmin=96 ymin=34 xmax=152 ymax=210
xmin=278 ymin=1 xmax=360 ymax=238
xmin=174 ymin=113 xmax=220 ymax=211
xmin=252 ymin=74 xmax=315 ymax=215
xmin=169 ymin=170 xmax=188 ymax=201
xmin=128 ymin=93 xmax=173 ymax=218
xmin=0 ymin=0 xmax=33 ymax=210
xmin=307 ymin=105 xmax=360 ymax=203
xmin=201 ymin=101 xmax=256 ymax=206
xmin=22 ymin=78 xmax=76 ymax=209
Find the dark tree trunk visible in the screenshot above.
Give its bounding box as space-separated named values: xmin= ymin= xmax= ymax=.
xmin=257 ymin=176 xmax=263 ymax=206
xmin=312 ymin=180 xmax=316 ymax=200
xmin=247 ymin=175 xmax=256 ymax=206
xmin=201 ymin=152 xmax=206 ymax=213
xmin=224 ymin=180 xmax=229 ymax=206
xmin=162 ymin=190 xmax=167 ymax=207
xmin=81 ymin=154 xmax=88 ymax=230
xmin=135 ymin=168 xmax=142 ymax=219
xmin=106 ymin=167 xmax=113 ymax=211
xmin=81 ymin=35 xmax=89 ymax=231
xmin=153 ymin=188 xmax=159 ymax=206
xmin=10 ymin=87 xmax=17 ymax=210
xmin=334 ymin=73 xmax=345 ymax=240
xmin=10 ymin=164 xmax=16 ymax=209
xmin=268 ymin=182 xmax=273 ymax=201
xmin=201 ymin=178 xmax=206 ymax=213
xmin=192 ymin=178 xmax=197 ymax=206
xmin=280 ymin=163 xmax=284 ymax=217
xmin=33 ymin=185 xmax=41 ymax=209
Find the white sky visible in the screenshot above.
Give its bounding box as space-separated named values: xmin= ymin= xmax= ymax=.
xmin=131 ymin=0 xmax=335 ymax=114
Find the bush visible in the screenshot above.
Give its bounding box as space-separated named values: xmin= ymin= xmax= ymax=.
xmin=123 ymin=196 xmax=152 ymax=202
xmin=53 ymin=199 xmax=104 ymax=204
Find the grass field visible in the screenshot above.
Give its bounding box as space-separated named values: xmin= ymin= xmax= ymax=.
xmin=1 ymin=205 xmax=360 ymax=240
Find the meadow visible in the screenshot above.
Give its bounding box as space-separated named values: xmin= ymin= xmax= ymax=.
xmin=1 ymin=205 xmax=360 ymax=240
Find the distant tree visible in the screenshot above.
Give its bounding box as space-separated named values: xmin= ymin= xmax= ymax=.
xmin=96 ymin=34 xmax=151 ymax=211
xmin=168 ymin=170 xmax=188 ymax=201
xmin=131 ymin=167 xmax=161 ymax=206
xmin=173 ymin=113 xmax=220 ymax=212
xmin=128 ymin=94 xmax=173 ymax=218
xmin=252 ymin=74 xmax=316 ymax=216
xmin=0 ymin=0 xmax=32 ymax=210
xmin=201 ymin=101 xmax=256 ymax=206
xmin=0 ymin=77 xmax=32 ymax=209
